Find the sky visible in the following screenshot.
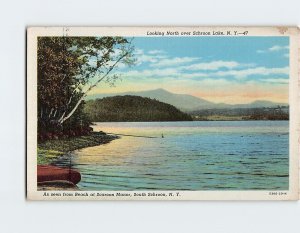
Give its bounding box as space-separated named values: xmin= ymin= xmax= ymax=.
xmin=88 ymin=36 xmax=289 ymax=104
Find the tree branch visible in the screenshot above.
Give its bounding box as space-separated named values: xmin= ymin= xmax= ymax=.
xmin=58 ymin=52 xmax=129 ymax=124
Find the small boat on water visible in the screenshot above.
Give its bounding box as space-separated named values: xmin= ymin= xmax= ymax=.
xmin=37 ymin=165 xmax=81 ymax=186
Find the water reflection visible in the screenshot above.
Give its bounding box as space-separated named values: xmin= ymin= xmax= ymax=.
xmin=52 ymin=121 xmax=289 ymax=191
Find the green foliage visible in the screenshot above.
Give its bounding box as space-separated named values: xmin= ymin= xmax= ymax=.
xmin=37 ymin=132 xmax=118 ymax=165
xmin=84 ymin=95 xmax=193 ymax=122
xmin=37 ymin=149 xmax=64 ymax=165
xmin=37 ymin=36 xmax=134 ymax=139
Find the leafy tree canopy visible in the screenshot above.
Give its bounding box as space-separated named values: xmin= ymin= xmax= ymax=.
xmin=37 ymin=36 xmax=135 ymax=135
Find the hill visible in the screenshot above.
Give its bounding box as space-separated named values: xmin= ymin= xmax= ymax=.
xmin=86 ymin=88 xmax=287 ymax=111
xmin=84 ymin=95 xmax=193 ymax=122
xmin=86 ymin=88 xmax=213 ymax=111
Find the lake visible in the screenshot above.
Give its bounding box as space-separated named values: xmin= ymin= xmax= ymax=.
xmin=53 ymin=121 xmax=289 ymax=190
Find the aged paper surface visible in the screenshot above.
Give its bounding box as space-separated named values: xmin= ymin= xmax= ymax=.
xmin=27 ymin=27 xmax=300 ymax=200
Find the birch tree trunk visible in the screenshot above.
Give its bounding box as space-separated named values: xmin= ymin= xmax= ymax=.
xmin=58 ymin=52 xmax=128 ymax=125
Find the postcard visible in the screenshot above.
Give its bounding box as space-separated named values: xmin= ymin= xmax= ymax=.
xmin=27 ymin=26 xmax=300 ymax=200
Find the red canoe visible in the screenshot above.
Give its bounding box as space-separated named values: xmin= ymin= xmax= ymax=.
xmin=37 ymin=165 xmax=81 ymax=185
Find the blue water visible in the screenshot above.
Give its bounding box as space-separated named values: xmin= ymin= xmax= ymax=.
xmin=53 ymin=121 xmax=289 ymax=190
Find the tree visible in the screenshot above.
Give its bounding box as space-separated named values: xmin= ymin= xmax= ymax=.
xmin=37 ymin=36 xmax=135 ymax=134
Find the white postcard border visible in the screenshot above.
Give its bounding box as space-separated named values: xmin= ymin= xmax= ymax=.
xmin=27 ymin=26 xmax=300 ymax=200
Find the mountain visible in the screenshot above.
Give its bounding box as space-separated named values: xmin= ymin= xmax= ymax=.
xmin=86 ymin=88 xmax=288 ymax=111
xmin=86 ymin=88 xmax=214 ymax=111
xmin=84 ymin=95 xmax=193 ymax=122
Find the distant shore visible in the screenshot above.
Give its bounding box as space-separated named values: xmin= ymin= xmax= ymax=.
xmin=38 ymin=131 xmax=119 ymax=165
xmin=192 ymin=117 xmax=289 ymax=121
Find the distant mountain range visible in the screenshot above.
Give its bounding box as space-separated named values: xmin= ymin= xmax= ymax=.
xmin=86 ymin=88 xmax=288 ymax=112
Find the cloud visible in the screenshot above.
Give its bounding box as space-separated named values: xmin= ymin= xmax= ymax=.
xmin=134 ymin=48 xmax=168 ymax=65
xmin=126 ymin=47 xmax=289 ymax=83
xmin=133 ymin=49 xmax=241 ymax=71
xmin=213 ymin=66 xmax=289 ymax=78
xmin=150 ymin=57 xmax=200 ymax=67
xmin=134 ymin=48 xmax=200 ymax=68
xmin=181 ymin=60 xmax=239 ymax=71
xmin=269 ymin=45 xmax=289 ymax=51
xmin=119 ymin=65 xmax=289 ymax=82
xmin=148 ymin=49 xmax=165 ymax=55
xmin=261 ymin=78 xmax=289 ymax=84
xmin=123 ymin=68 xmax=180 ymax=78
xmin=134 ymin=49 xmax=144 ymax=55
xmin=257 ymin=45 xmax=289 ymax=53
xmin=136 ymin=54 xmax=159 ymax=64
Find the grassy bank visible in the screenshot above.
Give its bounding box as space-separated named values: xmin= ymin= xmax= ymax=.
xmin=37 ymin=131 xmax=119 ymax=165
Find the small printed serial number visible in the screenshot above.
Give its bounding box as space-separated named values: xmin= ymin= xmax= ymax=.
xmin=268 ymin=191 xmax=288 ymax=196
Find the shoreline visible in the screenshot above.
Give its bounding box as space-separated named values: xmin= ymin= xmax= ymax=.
xmin=37 ymin=131 xmax=119 ymax=190
xmin=38 ymin=131 xmax=119 ymax=165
